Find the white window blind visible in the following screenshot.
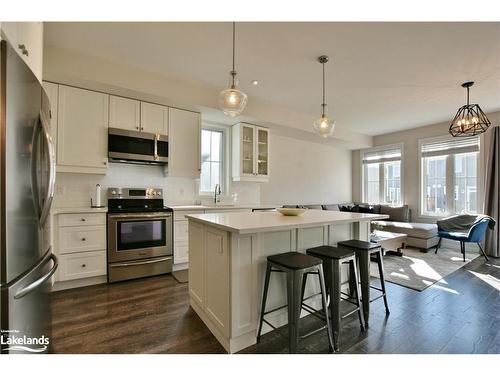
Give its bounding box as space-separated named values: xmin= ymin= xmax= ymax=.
xmin=362 ymin=148 xmax=401 ymax=164
xmin=421 ymin=137 xmax=479 ymax=158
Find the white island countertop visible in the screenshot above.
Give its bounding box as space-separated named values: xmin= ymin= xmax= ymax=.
xmin=186 ymin=210 xmax=389 ymax=234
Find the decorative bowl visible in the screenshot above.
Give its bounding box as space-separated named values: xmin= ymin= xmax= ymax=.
xmin=277 ymin=207 xmax=307 ymax=216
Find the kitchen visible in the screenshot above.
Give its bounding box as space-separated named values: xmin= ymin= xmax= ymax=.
xmin=1 ymin=10 xmax=499 ymax=375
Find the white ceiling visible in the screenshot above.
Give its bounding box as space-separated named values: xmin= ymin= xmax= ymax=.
xmin=44 ymin=22 xmax=500 ymax=136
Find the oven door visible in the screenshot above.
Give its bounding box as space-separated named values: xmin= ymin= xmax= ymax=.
xmin=107 ymin=212 xmax=172 ymax=263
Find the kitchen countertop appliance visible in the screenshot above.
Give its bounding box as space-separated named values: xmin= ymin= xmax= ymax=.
xmin=107 ymin=188 xmax=173 ymax=283
xmin=0 ymin=40 xmax=57 ymax=353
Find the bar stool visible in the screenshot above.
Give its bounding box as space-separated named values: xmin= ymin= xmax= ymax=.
xmin=337 ymin=239 xmax=390 ymax=327
xmin=305 ymin=246 xmax=365 ymax=351
xmin=256 ymin=252 xmax=334 ymax=353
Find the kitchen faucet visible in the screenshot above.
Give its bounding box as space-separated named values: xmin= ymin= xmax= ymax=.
xmin=214 ymin=184 xmax=222 ymax=204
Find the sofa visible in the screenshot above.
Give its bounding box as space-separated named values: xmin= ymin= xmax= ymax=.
xmin=283 ymin=202 xmax=439 ymax=252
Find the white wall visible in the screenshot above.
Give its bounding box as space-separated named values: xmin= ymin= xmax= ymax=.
xmin=352 ymin=111 xmax=500 ymax=222
xmin=261 ymin=133 xmax=352 ymax=205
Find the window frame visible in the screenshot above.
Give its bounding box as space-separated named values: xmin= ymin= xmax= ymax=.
xmin=360 ymin=143 xmax=404 ymax=206
xmin=199 ymin=123 xmax=230 ymax=196
xmin=418 ymin=135 xmax=482 ymax=219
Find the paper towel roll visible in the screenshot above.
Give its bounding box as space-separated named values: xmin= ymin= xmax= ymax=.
xmin=95 ymin=184 xmax=101 ymax=207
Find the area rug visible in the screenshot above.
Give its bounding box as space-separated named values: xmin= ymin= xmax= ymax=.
xmin=370 ymin=246 xmax=481 ymax=291
xmin=172 ymin=270 xmax=189 ymax=283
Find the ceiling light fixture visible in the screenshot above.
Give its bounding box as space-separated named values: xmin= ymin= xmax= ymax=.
xmin=218 ymin=22 xmax=248 ymax=117
xmin=449 ymin=81 xmax=491 ymax=137
xmin=313 ymin=55 xmax=335 ymax=138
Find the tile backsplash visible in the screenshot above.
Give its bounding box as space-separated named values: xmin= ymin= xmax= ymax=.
xmin=53 ymin=163 xmax=261 ymax=208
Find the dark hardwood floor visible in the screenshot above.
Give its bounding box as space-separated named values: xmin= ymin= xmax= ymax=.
xmin=51 ymin=256 xmax=500 ymax=354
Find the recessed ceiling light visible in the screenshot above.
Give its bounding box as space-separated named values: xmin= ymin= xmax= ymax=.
xmin=251 ymin=80 xmax=259 ymax=86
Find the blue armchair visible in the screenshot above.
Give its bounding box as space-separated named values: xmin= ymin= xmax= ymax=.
xmin=435 ymin=215 xmax=495 ymax=262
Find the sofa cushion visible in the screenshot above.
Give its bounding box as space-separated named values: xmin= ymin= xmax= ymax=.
xmin=371 ymin=220 xmax=438 ymax=239
xmin=303 ymin=204 xmax=323 ymax=210
xmin=379 ymin=205 xmax=410 ymax=222
xmin=322 ymin=204 xmax=340 ymax=211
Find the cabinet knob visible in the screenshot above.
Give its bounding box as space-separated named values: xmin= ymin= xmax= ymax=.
xmin=136 ymin=126 xmax=139 ymax=130
xmin=81 ymin=264 xmax=86 ymax=268
xmin=103 ymin=161 xmax=107 ymax=165
xmin=81 ymin=238 xmax=86 ymax=241
xmin=81 ymin=218 xmax=86 ymax=221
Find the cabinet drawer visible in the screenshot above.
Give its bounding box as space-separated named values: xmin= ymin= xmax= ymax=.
xmin=58 ymin=225 xmax=106 ymax=254
xmin=58 ymin=251 xmax=106 ymax=281
xmin=59 ymin=213 xmax=106 ymax=227
xmin=174 ymin=221 xmax=189 ymax=242
xmin=174 ymin=241 xmax=189 ymax=264
xmin=174 ymin=210 xmax=204 ymax=221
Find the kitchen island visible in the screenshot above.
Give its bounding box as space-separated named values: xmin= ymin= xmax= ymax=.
xmin=186 ymin=209 xmax=388 ymax=353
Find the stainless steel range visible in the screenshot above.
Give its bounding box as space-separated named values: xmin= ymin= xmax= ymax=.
xmin=107 ymin=187 xmax=173 ymax=283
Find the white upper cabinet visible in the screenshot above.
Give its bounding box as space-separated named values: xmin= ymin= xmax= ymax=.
xmin=232 ymin=123 xmax=269 ymax=182
xmin=168 ymin=108 xmax=201 ymax=178
xmin=109 ymin=96 xmax=168 ymax=135
xmin=42 ymin=81 xmax=59 ymax=149
xmin=140 ymin=102 xmax=168 ymax=135
xmin=57 ymin=85 xmax=109 ymax=174
xmin=109 ymin=95 xmax=140 ymax=131
xmin=1 ymin=22 xmax=43 ymax=81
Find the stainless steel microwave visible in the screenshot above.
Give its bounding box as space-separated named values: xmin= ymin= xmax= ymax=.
xmin=108 ymin=128 xmax=168 ymax=165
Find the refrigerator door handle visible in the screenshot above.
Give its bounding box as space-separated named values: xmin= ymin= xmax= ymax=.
xmin=30 ymin=118 xmax=42 ymax=220
xmin=14 ymin=253 xmax=58 ymax=300
xmin=38 ymin=110 xmax=56 ymax=227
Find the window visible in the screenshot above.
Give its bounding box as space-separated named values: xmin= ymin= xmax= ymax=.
xmin=420 ymin=136 xmax=480 ymax=217
xmin=200 ymin=128 xmax=224 ymax=193
xmin=361 ymin=146 xmax=402 ymax=205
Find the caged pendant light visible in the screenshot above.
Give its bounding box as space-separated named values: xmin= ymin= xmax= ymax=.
xmin=313 ymin=55 xmax=335 ymax=138
xmin=218 ymin=22 xmax=248 ymax=117
xmin=449 ymin=81 xmax=491 ymax=137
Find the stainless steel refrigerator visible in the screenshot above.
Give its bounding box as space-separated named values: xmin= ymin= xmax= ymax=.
xmin=0 ymin=39 xmax=57 ymax=354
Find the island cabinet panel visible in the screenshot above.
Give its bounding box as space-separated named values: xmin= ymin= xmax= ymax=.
xmin=188 ymin=221 xmax=205 ymax=306
xmin=204 ymin=228 xmax=230 ymax=336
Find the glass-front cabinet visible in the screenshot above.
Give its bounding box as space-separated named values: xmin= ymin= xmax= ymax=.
xmin=232 ymin=122 xmax=269 ymax=182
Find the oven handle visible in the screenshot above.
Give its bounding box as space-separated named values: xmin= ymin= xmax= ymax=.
xmin=108 ymin=213 xmax=172 ymax=219
xmin=109 ymin=257 xmax=172 ymax=268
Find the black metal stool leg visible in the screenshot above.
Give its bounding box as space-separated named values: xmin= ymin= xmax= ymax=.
xmin=330 ymin=259 xmax=341 ymax=351
xmin=477 ymin=242 xmax=489 ymax=262
xmin=300 ymin=272 xmax=308 ymax=303
xmin=257 ymin=263 xmax=272 ymax=342
xmin=435 ymin=237 xmax=442 ymax=254
xmin=376 ymin=250 xmax=390 ymax=315
xmin=317 ymin=264 xmax=334 ymax=353
xmin=286 ymin=270 xmax=302 ymax=354
xmin=350 ymin=259 xmax=365 ymax=331
xmin=461 ymin=241 xmax=466 ymax=262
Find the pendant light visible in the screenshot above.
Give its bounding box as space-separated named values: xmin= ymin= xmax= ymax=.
xmin=313 ymin=55 xmax=335 ymax=138
xmin=449 ymin=81 xmax=491 ymax=137
xmin=218 ymin=22 xmax=248 ymax=117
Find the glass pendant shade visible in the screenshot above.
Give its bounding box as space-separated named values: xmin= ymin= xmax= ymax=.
xmin=218 ymin=76 xmax=248 ymax=117
xmin=218 ymin=22 xmax=248 ymax=117
xmin=449 ymin=82 xmax=491 ymax=137
xmin=313 ymin=55 xmax=335 ymax=138
xmin=313 ymin=115 xmax=335 ymax=138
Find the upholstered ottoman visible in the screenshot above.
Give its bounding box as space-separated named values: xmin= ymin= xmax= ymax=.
xmin=371 ymin=221 xmax=439 ymax=252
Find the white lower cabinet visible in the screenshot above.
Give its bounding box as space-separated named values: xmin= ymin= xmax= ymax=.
xmin=54 ymin=212 xmax=107 ymax=288
xmin=58 ymin=251 xmax=107 ymax=281
xmin=173 ymin=208 xmax=251 ymax=267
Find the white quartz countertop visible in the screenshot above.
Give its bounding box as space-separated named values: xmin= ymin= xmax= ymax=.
xmin=186 ymin=210 xmax=389 ymax=234
xmin=167 ymin=204 xmax=276 ymax=211
xmin=51 ymin=207 xmax=108 ymax=214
